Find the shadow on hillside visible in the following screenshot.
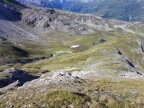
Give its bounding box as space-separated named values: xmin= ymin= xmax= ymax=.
xmin=0 ymin=69 xmax=39 ymax=88
xmin=0 ymin=4 xmax=22 ymax=21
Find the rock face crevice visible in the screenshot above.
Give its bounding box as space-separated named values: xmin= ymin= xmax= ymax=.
xmin=117 ymin=49 xmax=122 ymax=55
xmin=137 ymin=40 xmax=144 ymax=53
xmin=140 ymin=45 xmax=144 ymax=52
xmin=126 ymin=59 xmax=135 ymax=68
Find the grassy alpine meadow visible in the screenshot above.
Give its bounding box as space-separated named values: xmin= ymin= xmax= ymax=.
xmin=0 ymin=1 xmax=144 ymax=106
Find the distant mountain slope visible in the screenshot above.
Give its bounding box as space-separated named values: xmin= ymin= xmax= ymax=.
xmin=17 ymin=0 xmax=144 ymax=22
xmin=62 ymin=0 xmax=144 ymax=22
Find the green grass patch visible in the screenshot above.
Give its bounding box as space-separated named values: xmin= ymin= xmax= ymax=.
xmin=0 ymin=90 xmax=91 ymax=108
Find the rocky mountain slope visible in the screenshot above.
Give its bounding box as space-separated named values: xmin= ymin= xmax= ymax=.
xmin=0 ymin=0 xmax=144 ymax=107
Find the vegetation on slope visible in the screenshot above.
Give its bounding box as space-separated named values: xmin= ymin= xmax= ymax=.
xmin=1 ymin=79 xmax=144 ymax=108
xmin=3 ymin=28 xmax=141 ymax=76
xmin=0 ymin=41 xmax=29 ymax=64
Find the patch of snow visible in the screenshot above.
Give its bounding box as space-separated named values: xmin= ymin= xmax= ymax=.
xmin=70 ymin=45 xmax=80 ymax=48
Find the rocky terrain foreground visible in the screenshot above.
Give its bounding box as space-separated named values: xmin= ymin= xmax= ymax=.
xmin=0 ymin=0 xmax=144 ymax=108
